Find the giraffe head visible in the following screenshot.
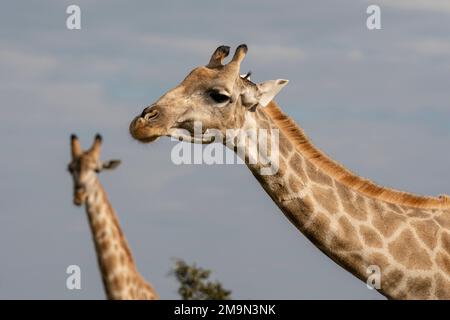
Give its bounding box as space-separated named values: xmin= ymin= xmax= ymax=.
xmin=129 ymin=44 xmax=289 ymax=144
xmin=68 ymin=134 xmax=121 ymax=206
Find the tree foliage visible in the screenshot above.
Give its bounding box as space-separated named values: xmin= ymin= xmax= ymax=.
xmin=170 ymin=259 xmax=232 ymax=300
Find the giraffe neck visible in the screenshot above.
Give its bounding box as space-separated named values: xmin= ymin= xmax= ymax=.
xmin=226 ymin=104 xmax=450 ymax=300
xmin=84 ymin=176 xmax=157 ymax=300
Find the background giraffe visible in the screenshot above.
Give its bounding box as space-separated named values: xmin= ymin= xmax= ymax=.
xmin=129 ymin=44 xmax=450 ymax=299
xmin=68 ymin=134 xmax=158 ymax=300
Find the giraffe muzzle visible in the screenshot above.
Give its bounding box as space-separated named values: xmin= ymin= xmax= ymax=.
xmin=129 ymin=106 xmax=169 ymax=143
xmin=74 ymin=189 xmax=86 ymax=206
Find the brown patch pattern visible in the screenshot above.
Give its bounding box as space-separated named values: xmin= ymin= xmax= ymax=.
xmin=406 ymin=276 xmax=432 ymax=299
xmin=336 ymin=183 xmax=367 ymax=221
xmin=388 ymin=229 xmax=432 ymax=270
xmin=407 ymin=209 xmax=430 ymax=219
xmin=441 ymin=232 xmax=450 ymax=255
xmin=289 ymin=153 xmax=309 ymax=183
xmin=330 ymin=216 xmax=363 ymax=251
xmin=360 ymin=226 xmax=383 ymax=248
xmin=435 ymin=274 xmax=450 ymax=299
xmin=435 ymin=212 xmax=450 ymax=229
xmin=288 ymin=174 xmax=302 ymax=193
xmin=436 ymin=251 xmax=450 ymax=275
xmin=411 ymin=219 xmax=439 ymax=250
xmin=371 ymin=206 xmax=405 ymax=238
xmin=311 ymin=185 xmax=339 ymax=214
xmin=305 ymin=160 xmax=333 ymax=185
xmin=382 ymin=269 xmax=404 ymax=293
xmin=306 ymin=212 xmax=331 ymax=248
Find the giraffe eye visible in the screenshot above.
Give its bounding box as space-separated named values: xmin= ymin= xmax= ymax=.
xmin=209 ymin=91 xmax=230 ymax=104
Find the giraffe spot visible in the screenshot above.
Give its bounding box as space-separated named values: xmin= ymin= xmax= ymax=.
xmin=359 ymin=226 xmax=383 ymax=248
xmin=311 ymin=185 xmax=339 ymax=214
xmin=435 ymin=212 xmax=450 ymax=229
xmin=407 ymin=209 xmax=431 ymax=219
xmin=355 ymin=195 xmax=368 ymax=215
xmin=388 ymin=229 xmax=432 ymax=270
xmin=94 ymin=204 xmax=103 ymax=213
xmin=92 ymin=216 xmax=105 ymax=230
xmin=111 ymin=274 xmax=126 ymax=291
xmin=386 ymin=203 xmax=404 ymax=214
xmin=305 ymin=160 xmax=333 ymax=185
xmin=330 ymin=216 xmax=363 ymax=252
xmin=99 ymin=239 xmax=111 ymax=252
xmin=436 ymin=251 xmax=450 ymax=275
xmin=394 ymin=290 xmax=408 ymax=300
xmin=406 ymin=276 xmax=432 ymax=299
xmin=278 ymin=157 xmax=287 ymax=177
xmin=441 ymin=232 xmax=450 ymax=255
xmin=305 ymin=212 xmax=331 ymax=247
xmin=368 ymin=252 xmax=389 ymax=270
xmin=277 ymin=158 xmax=288 ymax=177
xmin=343 ymin=253 xmax=366 ymax=276
xmin=435 ymin=274 xmax=450 ymax=299
xmin=368 ymin=199 xmax=385 ymax=214
xmin=411 ymin=219 xmax=439 ymax=250
xmin=288 ymin=174 xmax=302 ymax=193
xmin=278 ymin=133 xmax=293 ymax=155
xmin=382 ymin=269 xmax=404 ymax=293
xmin=119 ymin=251 xmax=128 ymax=265
xmin=371 ymin=208 xmax=405 ymax=238
xmin=289 ymin=153 xmax=308 ymax=182
xmin=336 ymin=182 xmax=367 ymax=221
xmin=104 ymin=255 xmax=118 ymax=273
xmin=281 ymin=196 xmax=314 ymax=230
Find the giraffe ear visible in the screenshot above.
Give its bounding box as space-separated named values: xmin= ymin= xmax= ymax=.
xmin=257 ymin=79 xmax=289 ymax=107
xmin=102 ymin=160 xmax=121 ymax=170
xmin=241 ymin=79 xmax=289 ymax=109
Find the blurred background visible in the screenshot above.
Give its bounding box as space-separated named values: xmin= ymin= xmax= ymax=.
xmin=0 ymin=0 xmax=449 ymax=299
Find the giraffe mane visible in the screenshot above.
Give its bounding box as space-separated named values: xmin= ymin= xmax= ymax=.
xmin=264 ymin=101 xmax=450 ymax=209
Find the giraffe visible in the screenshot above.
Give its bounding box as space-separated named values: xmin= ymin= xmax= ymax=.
xmin=129 ymin=44 xmax=450 ymax=299
xmin=68 ymin=134 xmax=158 ymax=300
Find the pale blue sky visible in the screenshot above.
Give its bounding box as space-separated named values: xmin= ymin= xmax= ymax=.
xmin=0 ymin=1 xmax=449 ymax=299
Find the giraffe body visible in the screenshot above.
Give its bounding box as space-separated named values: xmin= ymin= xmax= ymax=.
xmin=68 ymin=134 xmax=158 ymax=300
xmin=129 ymin=45 xmax=450 ymax=299
xmin=238 ymin=103 xmax=450 ymax=299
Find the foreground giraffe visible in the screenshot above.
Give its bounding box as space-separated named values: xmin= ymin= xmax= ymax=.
xmin=129 ymin=45 xmax=450 ymax=299
xmin=68 ymin=134 xmax=158 ymax=300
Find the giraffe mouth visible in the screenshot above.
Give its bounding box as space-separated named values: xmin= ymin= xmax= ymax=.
xmin=167 ymin=128 xmax=216 ymax=144
xmin=137 ymin=135 xmax=160 ymax=143
xmin=130 ymin=115 xmax=218 ymax=144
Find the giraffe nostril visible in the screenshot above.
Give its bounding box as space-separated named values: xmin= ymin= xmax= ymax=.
xmin=144 ymin=109 xmax=160 ymax=121
xmin=140 ymin=106 xmax=156 ymax=118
